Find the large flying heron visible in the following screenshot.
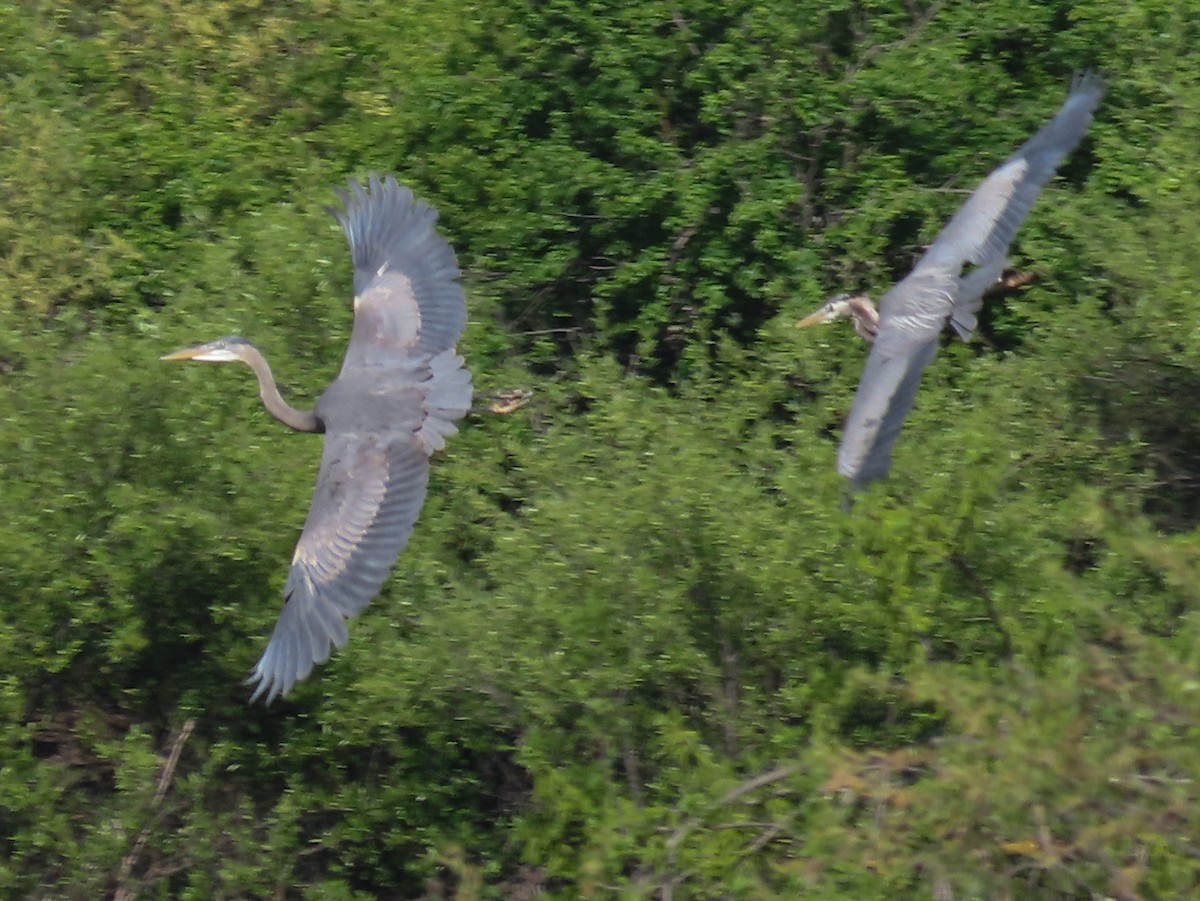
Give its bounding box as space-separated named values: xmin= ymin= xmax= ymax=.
xmin=164 ymin=174 xmax=471 ymax=702
xmin=799 ymin=71 xmax=1105 ymax=488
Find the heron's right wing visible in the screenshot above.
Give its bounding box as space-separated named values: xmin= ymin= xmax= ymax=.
xmin=838 ymin=329 xmax=939 ymax=488
xmin=332 ymin=174 xmax=467 ymax=368
xmin=247 ymin=430 xmax=430 ymax=703
xmin=915 ymin=71 xmax=1104 ymax=288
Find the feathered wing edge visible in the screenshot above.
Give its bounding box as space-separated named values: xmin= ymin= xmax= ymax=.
xmin=916 ymin=70 xmax=1105 ymax=289
xmin=331 ymin=174 xmax=467 ymax=358
xmin=247 ymin=436 xmax=430 ymax=704
xmin=838 ymin=334 xmax=940 ymax=487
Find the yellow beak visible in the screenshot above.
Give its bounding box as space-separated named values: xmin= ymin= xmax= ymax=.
xmin=796 ymin=310 xmax=830 ymax=329
xmin=161 ymin=345 xmax=208 ymax=362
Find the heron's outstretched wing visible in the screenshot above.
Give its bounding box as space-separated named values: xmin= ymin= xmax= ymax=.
xmin=247 ymin=431 xmax=430 ymax=703
xmin=838 ymin=329 xmax=939 ymax=487
xmin=331 ymin=174 xmax=467 ymax=368
xmin=914 ymin=70 xmax=1105 ymax=335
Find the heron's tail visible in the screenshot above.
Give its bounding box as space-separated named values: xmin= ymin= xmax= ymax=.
xmin=417 ymin=348 xmax=472 ymax=454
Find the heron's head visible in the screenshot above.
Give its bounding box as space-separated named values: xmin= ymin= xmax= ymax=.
xmin=161 ymin=335 xmax=251 ymax=364
xmin=797 ymin=293 xmax=879 ymax=342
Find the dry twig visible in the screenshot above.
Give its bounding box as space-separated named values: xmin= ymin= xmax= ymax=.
xmin=113 ymin=718 xmax=196 ymax=901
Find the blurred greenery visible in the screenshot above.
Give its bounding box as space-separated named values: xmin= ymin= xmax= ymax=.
xmin=2 ymin=0 xmax=1199 ymax=897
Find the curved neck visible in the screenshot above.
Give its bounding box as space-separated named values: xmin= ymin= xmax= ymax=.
xmin=238 ymin=345 xmax=322 ymax=433
xmin=847 ymin=295 xmax=880 ymax=343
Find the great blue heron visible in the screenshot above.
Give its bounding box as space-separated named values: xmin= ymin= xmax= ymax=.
xmin=799 ymin=71 xmax=1105 ymax=488
xmin=164 ymin=174 xmax=471 ymax=702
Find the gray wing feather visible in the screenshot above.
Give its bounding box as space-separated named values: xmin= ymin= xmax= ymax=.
xmin=916 ymin=71 xmax=1105 ymax=279
xmin=838 ymin=331 xmax=939 ymax=486
xmin=248 ymin=434 xmax=430 ymax=703
xmin=331 ymin=173 xmax=467 ymax=365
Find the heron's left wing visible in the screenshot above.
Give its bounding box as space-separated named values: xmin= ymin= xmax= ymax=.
xmin=838 ymin=328 xmax=939 ymax=488
xmin=247 ymin=430 xmax=430 ymax=703
xmin=332 ymin=174 xmax=467 ymax=369
xmin=914 ymin=71 xmax=1105 ymax=322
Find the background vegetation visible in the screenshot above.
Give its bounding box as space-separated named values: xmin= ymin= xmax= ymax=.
xmin=2 ymin=0 xmax=1199 ymax=897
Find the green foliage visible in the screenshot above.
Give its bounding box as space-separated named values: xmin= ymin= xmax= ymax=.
xmin=2 ymin=0 xmax=1200 ymax=898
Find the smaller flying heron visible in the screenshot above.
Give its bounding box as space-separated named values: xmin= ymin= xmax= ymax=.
xmin=799 ymin=71 xmax=1105 ymax=488
xmin=164 ymin=174 xmax=471 ymax=702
